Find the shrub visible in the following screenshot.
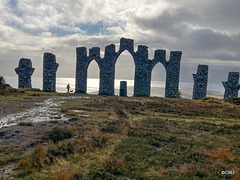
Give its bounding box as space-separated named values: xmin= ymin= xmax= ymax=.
xmin=88 ymin=170 xmax=117 ymax=180
xmin=47 ymin=127 xmax=74 ymax=143
xmin=18 ymin=157 xmax=29 ymax=166
xmin=210 ymin=147 xmax=234 ymax=161
xmin=0 ymin=156 xmax=5 ymax=165
xmin=77 ymin=138 xmax=93 ymax=153
xmin=91 ymin=136 xmax=108 ymax=148
xmin=48 ymin=140 xmax=76 ymax=157
xmin=105 ymin=155 xmax=125 ymax=175
xmin=51 ymin=166 xmax=75 ymax=180
xmin=30 ymin=144 xmax=48 ymax=168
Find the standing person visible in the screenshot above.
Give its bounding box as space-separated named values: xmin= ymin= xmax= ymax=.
xmin=66 ymin=83 xmax=70 ymax=93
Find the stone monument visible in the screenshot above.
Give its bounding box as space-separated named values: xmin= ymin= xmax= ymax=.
xmin=120 ymin=81 xmax=127 ymax=97
xmin=75 ymin=38 xmax=182 ymax=98
xmin=222 ymin=72 xmax=240 ymax=99
xmin=192 ymin=65 xmax=209 ymax=99
xmin=15 ymin=58 xmax=35 ymax=88
xmin=43 ymin=52 xmax=59 ymax=92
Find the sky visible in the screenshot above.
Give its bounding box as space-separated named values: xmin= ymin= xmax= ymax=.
xmin=0 ymin=0 xmax=240 ymax=84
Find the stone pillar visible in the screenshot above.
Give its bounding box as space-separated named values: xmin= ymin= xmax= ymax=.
xmin=43 ymin=53 xmax=59 ymax=92
xmin=192 ymin=65 xmax=209 ymax=99
xmin=222 ymin=72 xmax=240 ymax=99
xmin=134 ymin=45 xmax=151 ymax=97
xmin=164 ymin=51 xmax=182 ymax=98
xmin=99 ymin=44 xmax=116 ymax=95
xmin=120 ymin=81 xmax=127 ymax=96
xmin=75 ymin=47 xmax=88 ymax=93
xmin=15 ymin=58 xmax=35 ymax=88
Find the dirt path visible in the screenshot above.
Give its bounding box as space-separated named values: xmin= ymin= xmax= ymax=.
xmin=0 ymin=96 xmax=89 ymax=178
xmin=0 ymin=96 xmax=90 ymax=146
xmin=0 ymin=97 xmax=68 ymax=129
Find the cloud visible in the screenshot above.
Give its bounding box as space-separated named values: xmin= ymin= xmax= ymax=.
xmin=175 ymin=29 xmax=240 ymax=59
xmin=0 ymin=0 xmax=239 ymax=85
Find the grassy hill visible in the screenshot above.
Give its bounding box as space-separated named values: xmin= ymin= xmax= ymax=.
xmin=0 ymin=92 xmax=240 ymax=179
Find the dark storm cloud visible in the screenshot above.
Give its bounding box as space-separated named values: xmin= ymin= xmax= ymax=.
xmin=176 ymin=29 xmax=240 ymax=59
xmin=133 ymin=1 xmax=240 ymax=63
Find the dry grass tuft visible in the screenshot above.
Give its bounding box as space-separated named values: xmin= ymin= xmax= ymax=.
xmin=65 ymin=126 xmax=78 ymax=134
xmin=30 ymin=144 xmax=48 ymax=168
xmin=77 ymin=138 xmax=93 ymax=153
xmin=105 ymin=155 xmax=126 ymax=174
xmin=233 ymin=175 xmax=240 ymax=180
xmin=0 ymin=156 xmax=5 ymax=165
xmin=210 ymin=147 xmax=234 ymax=161
xmin=51 ymin=166 xmax=75 ymax=180
xmin=158 ymin=170 xmax=164 ymax=177
xmin=18 ymin=157 xmax=29 ymax=166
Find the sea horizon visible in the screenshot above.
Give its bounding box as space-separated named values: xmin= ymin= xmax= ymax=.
xmin=4 ymin=76 xmax=225 ymax=99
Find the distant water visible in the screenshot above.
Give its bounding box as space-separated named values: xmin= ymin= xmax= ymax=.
xmin=4 ymin=76 xmax=224 ymax=99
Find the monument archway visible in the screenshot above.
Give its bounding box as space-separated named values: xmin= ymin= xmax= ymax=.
xmin=114 ymin=50 xmax=135 ymax=96
xmin=87 ymin=60 xmax=100 ymax=94
xmin=151 ymin=62 xmax=166 ymax=97
xmin=75 ymin=38 xmax=182 ymax=98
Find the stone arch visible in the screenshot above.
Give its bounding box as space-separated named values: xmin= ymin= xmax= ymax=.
xmin=87 ymin=59 xmax=100 ymax=94
xmin=114 ymin=50 xmax=135 ymax=96
xmin=115 ymin=49 xmax=136 ymax=65
xmin=115 ymin=37 xmax=136 ymax=65
xmin=86 ymin=58 xmax=101 ymax=71
xmin=75 ymin=47 xmax=101 ymax=93
xmin=151 ymin=62 xmax=166 ymax=97
xmin=152 ymin=50 xmax=182 ymax=98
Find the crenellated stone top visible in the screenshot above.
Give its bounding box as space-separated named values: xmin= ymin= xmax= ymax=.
xmin=15 ymin=58 xmax=35 ymax=75
xmin=75 ymin=37 xmax=182 ymax=97
xmin=15 ymin=58 xmax=35 ymax=88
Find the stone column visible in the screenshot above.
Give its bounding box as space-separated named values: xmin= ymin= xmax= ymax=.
xmin=156 ymin=50 xmax=182 ymax=98
xmin=75 ymin=47 xmax=88 ymax=93
xmin=222 ymin=72 xmax=240 ymax=99
xmin=15 ymin=58 xmax=35 ymax=88
xmin=165 ymin=52 xmax=182 ymax=98
xmin=134 ymin=45 xmax=151 ymax=97
xmin=192 ymin=65 xmax=209 ymax=99
xmin=120 ymin=81 xmax=127 ymax=96
xmin=43 ymin=53 xmax=59 ymax=92
xmin=99 ymin=44 xmax=116 ymax=96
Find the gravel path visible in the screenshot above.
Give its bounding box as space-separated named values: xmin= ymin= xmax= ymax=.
xmin=0 ymin=97 xmax=68 ymax=129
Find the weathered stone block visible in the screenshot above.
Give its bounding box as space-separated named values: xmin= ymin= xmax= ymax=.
xmin=120 ymin=81 xmax=127 ymax=97
xmin=222 ymin=72 xmax=240 ymax=99
xmin=193 ymin=65 xmax=209 ymax=99
xmin=15 ymin=58 xmax=35 ymax=88
xmin=120 ymin=38 xmax=134 ymax=53
xmin=43 ymin=53 xmax=59 ymax=92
